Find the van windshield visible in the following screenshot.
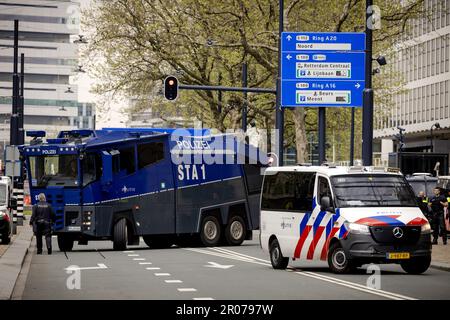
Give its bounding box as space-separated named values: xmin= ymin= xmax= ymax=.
xmin=331 ymin=174 xmax=417 ymax=208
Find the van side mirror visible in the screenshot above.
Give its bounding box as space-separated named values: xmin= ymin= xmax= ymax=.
xmin=101 ymin=151 xmax=113 ymax=191
xmin=10 ymin=197 xmax=17 ymax=210
xmin=320 ymin=196 xmax=335 ymax=213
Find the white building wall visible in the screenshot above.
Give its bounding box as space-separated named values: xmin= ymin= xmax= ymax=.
xmin=0 ymin=0 xmax=80 ymax=143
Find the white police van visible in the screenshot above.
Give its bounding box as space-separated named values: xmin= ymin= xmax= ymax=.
xmin=260 ymin=165 xmax=432 ymax=274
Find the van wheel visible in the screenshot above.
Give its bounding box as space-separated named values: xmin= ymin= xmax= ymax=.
xmin=200 ymin=216 xmax=221 ymax=246
xmin=57 ymin=235 xmax=74 ymax=252
xmin=269 ymin=239 xmax=289 ymax=269
xmin=328 ymin=242 xmax=355 ymax=274
xmin=401 ymin=256 xmax=431 ymax=274
xmin=225 ymin=216 xmax=246 ymax=246
xmin=113 ymin=218 xmax=127 ymax=251
xmin=143 ymin=235 xmax=174 ymax=249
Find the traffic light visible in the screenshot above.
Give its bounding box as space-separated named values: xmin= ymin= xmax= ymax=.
xmin=164 ymin=76 xmax=178 ymax=101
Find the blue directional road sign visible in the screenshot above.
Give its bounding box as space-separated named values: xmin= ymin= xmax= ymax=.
xmin=282 ymin=51 xmax=365 ymax=81
xmin=281 ymin=80 xmax=364 ymax=107
xmin=282 ymin=32 xmax=366 ymax=52
xmin=281 ymin=32 xmax=366 ymax=108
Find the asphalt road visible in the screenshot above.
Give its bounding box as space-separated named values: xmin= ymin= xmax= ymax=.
xmin=20 ymin=233 xmax=450 ymax=300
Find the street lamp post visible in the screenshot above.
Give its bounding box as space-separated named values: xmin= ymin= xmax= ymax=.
xmin=430 ymin=122 xmax=440 ymax=152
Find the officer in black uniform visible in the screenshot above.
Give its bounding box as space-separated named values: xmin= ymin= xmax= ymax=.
xmin=428 ymin=187 xmax=448 ymax=245
xmin=30 ymin=193 xmax=56 ymax=254
xmin=416 ymin=191 xmax=429 ymax=217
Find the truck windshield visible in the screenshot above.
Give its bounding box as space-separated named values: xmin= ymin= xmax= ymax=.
xmin=0 ymin=185 xmax=6 ymax=205
xmin=331 ymin=175 xmax=417 ymax=208
xmin=29 ymin=155 xmax=79 ymax=188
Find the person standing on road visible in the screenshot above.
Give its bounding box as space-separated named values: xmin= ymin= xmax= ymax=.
xmin=30 ymin=193 xmax=56 ymax=254
xmin=416 ymin=191 xmax=430 ymax=217
xmin=428 ymin=187 xmax=448 ymax=245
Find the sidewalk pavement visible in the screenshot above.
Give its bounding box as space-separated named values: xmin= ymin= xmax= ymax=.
xmin=0 ymin=224 xmax=33 ymax=300
xmin=430 ymin=240 xmax=450 ymax=271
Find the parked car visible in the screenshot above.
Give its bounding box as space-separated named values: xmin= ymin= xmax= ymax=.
xmin=0 ymin=176 xmax=16 ymax=245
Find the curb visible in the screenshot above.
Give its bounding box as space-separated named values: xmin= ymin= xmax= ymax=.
xmin=430 ymin=261 xmax=450 ymax=272
xmin=0 ymin=225 xmax=33 ymax=300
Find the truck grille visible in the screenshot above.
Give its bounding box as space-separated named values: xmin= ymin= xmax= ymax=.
xmin=369 ymin=226 xmax=421 ymax=244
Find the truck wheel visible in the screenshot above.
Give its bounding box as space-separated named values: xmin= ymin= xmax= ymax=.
xmin=327 ymin=242 xmax=355 ymax=274
xmin=57 ymin=235 xmax=74 ymax=252
xmin=225 ymin=216 xmax=246 ymax=246
xmin=143 ymin=235 xmax=174 ymax=249
xmin=401 ymin=256 xmax=431 ymax=274
xmin=269 ymin=238 xmax=289 ymax=269
xmin=113 ymin=218 xmax=127 ymax=251
xmin=200 ymin=216 xmax=221 ymax=247
xmin=1 ymin=233 xmax=11 ymax=244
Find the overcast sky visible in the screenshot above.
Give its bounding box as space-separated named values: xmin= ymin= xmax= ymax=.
xmin=75 ymin=0 xmax=128 ymax=129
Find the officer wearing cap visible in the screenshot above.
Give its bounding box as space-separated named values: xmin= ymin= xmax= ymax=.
xmin=30 ymin=193 xmax=56 ymax=254
xmin=428 ymin=187 xmax=448 ymax=245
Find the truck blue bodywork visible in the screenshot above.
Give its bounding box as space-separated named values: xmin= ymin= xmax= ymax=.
xmin=20 ymin=128 xmax=267 ymax=249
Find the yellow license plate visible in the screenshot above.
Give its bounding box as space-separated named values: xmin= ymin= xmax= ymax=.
xmin=386 ymin=252 xmax=410 ymax=260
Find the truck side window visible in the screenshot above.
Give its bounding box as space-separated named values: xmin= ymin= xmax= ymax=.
xmin=137 ymin=142 xmax=164 ymax=169
xmin=82 ymin=153 xmax=100 ymax=186
xmin=318 ymin=176 xmax=332 ymax=204
xmin=119 ymin=147 xmax=136 ymax=175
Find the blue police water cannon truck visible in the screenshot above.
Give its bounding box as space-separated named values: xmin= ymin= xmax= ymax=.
xmin=20 ymin=128 xmax=268 ymax=251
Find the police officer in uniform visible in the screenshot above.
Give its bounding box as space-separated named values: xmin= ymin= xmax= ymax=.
xmin=428 ymin=187 xmax=448 ymax=245
xmin=30 ymin=193 xmax=56 ymax=254
xmin=416 ymin=191 xmax=429 ymax=217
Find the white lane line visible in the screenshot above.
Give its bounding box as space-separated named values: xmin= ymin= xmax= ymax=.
xmin=146 ymin=267 xmax=161 ymax=270
xmin=165 ymin=280 xmax=183 ymax=283
xmin=155 ymin=273 xmax=171 ymax=276
xmin=133 ymin=258 xmax=146 ymax=261
xmin=188 ymin=247 xmax=418 ymax=301
xmin=139 ymin=262 xmax=152 ymax=265
xmin=297 ymin=270 xmax=416 ymax=301
xmin=184 ymin=248 xmax=260 ymax=264
xmin=178 ymin=288 xmax=197 ymax=292
xmin=123 ymin=251 xmax=134 ymax=253
xmin=193 ymin=297 xmax=214 ymax=300
xmin=211 ymin=247 xmax=271 ymax=263
xmin=128 ymin=254 xmax=139 ymax=257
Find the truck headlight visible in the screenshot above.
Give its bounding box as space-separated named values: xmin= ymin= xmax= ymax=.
xmin=421 ymin=222 xmax=431 ymax=234
xmin=348 ymin=223 xmax=370 ymax=235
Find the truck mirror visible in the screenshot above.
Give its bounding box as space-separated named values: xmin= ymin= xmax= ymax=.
xmin=10 ymin=197 xmax=17 ymax=210
xmin=101 ymin=151 xmax=113 ymax=190
xmin=320 ymin=196 xmax=334 ymax=213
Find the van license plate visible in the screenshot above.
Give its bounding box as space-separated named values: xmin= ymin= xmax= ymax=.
xmin=386 ymin=252 xmax=410 ymax=259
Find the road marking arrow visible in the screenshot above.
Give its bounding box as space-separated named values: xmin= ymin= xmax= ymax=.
xmin=204 ymin=261 xmax=234 ymax=269
xmin=286 ymin=35 xmax=292 ymax=41
xmin=65 ymin=263 xmax=108 ymax=271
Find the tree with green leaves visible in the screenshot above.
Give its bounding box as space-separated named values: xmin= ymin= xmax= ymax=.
xmin=83 ymin=0 xmax=428 ymax=162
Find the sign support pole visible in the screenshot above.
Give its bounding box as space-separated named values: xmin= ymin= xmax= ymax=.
xmin=275 ymin=0 xmax=284 ymax=166
xmin=242 ymin=62 xmax=248 ymax=132
xmin=318 ymin=107 xmax=326 ymax=164
xmin=362 ymin=0 xmax=374 ymax=166
xmin=350 ymin=106 xmax=355 ymax=165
